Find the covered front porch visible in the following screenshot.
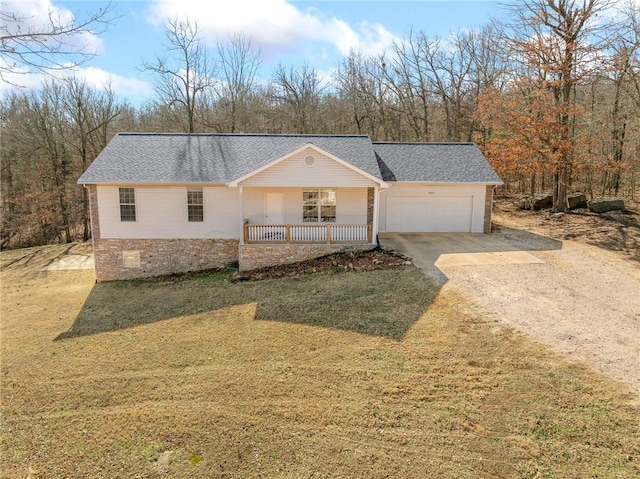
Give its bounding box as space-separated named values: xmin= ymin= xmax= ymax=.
xmin=237 ymin=185 xmax=380 ymax=246
xmin=229 ymin=142 xmax=388 ymax=269
xmin=244 ymin=223 xmax=373 ymax=244
xmin=236 ymin=185 xmax=379 ymax=270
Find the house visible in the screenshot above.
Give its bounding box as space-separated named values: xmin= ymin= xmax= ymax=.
xmin=78 ymin=133 xmax=502 ymax=281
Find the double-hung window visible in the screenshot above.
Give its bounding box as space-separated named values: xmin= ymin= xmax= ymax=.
xmin=303 ymin=189 xmax=336 ymax=222
xmin=187 ymin=188 xmax=204 ymax=222
xmin=119 ymin=187 xmax=136 ymax=221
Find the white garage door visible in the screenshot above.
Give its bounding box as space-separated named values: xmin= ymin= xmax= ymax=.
xmin=387 ymin=195 xmax=474 ymax=232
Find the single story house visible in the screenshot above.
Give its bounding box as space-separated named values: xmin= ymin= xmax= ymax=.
xmin=78 ymin=133 xmax=502 ymax=281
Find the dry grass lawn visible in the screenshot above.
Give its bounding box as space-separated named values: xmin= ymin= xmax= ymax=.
xmin=1 ymin=244 xmax=639 ymax=478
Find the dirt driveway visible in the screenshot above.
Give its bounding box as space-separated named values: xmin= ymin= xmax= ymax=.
xmin=380 ymin=230 xmax=640 ymax=393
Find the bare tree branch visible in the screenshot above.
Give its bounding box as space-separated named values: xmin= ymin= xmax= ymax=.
xmin=0 ymin=1 xmax=117 ymax=85
xmin=140 ymin=18 xmax=215 ymax=133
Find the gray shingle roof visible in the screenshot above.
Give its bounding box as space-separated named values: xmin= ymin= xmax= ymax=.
xmin=77 ymin=134 xmax=502 ymax=185
xmin=373 ymin=142 xmax=502 ymax=184
xmin=77 ymin=133 xmax=382 ymax=184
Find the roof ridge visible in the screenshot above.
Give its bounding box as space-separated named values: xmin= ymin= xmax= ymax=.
xmin=373 ymin=141 xmax=476 ymax=146
xmin=117 ymin=132 xmax=371 ymax=139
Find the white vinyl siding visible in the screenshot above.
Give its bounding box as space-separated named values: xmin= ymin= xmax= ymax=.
xmin=239 ymin=147 xmax=379 ymax=188
xmin=242 ymin=187 xmax=367 ymax=225
xmin=379 ymin=184 xmax=487 ymax=233
xmin=97 ymin=185 xmax=239 ymax=239
xmin=243 ymin=188 xmax=300 ymax=224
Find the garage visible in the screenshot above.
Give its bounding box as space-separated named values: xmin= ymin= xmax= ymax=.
xmin=373 ymin=142 xmax=501 ymax=234
xmin=386 ymin=194 xmax=475 ymax=233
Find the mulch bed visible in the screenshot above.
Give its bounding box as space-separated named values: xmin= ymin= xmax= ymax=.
xmin=234 ymin=248 xmax=412 ymax=280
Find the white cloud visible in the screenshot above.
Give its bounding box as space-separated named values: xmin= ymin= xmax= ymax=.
xmin=68 ymin=67 xmax=154 ymax=100
xmin=0 ymin=57 xmax=45 ymax=91
xmin=0 ymin=62 xmax=153 ymax=105
xmin=1 ymin=0 xmax=105 ymax=56
xmin=147 ymin=0 xmax=398 ymax=60
xmin=2 ymin=0 xmax=73 ymax=35
xmin=1 ymin=1 xmax=150 ymax=101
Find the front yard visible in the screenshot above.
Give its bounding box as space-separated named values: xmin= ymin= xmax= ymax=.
xmin=1 ymin=244 xmax=638 ymax=478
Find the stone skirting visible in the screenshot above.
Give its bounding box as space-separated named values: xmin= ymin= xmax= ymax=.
xmin=484 ymin=185 xmax=494 ymax=234
xmin=87 ymin=185 xmax=101 ymax=240
xmin=238 ymin=243 xmax=375 ymax=271
xmin=94 ymin=238 xmax=239 ymax=281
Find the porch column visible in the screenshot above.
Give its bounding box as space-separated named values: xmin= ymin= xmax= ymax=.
xmin=238 ymin=185 xmax=245 ymax=245
xmin=371 ymin=186 xmax=380 ymax=245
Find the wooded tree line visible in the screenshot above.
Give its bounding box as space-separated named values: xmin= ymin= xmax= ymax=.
xmin=2 ymin=0 xmax=639 ymax=249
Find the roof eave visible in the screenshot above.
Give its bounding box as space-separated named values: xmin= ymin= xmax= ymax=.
xmin=387 ymin=180 xmax=503 ymax=185
xmin=76 ymin=180 xmax=229 ymax=186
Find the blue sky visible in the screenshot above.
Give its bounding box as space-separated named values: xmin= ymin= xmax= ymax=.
xmin=3 ymin=0 xmax=505 ymax=106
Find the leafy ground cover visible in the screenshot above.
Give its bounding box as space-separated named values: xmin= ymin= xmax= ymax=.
xmin=1 ymin=245 xmax=638 ymax=478
xmin=494 ymin=197 xmax=640 ymax=262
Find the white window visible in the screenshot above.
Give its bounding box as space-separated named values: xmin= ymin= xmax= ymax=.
xmin=119 ymin=188 xmax=136 ymax=221
xmin=303 ymin=189 xmax=336 ymax=222
xmin=187 ymin=188 xmax=204 ymax=222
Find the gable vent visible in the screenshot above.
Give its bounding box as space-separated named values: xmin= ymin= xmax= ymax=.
xmin=304 ymin=155 xmax=316 ymax=166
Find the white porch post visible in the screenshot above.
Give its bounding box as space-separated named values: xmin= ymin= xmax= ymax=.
xmin=371 ymin=186 xmax=380 ymax=245
xmin=238 ymin=185 xmax=244 ymax=245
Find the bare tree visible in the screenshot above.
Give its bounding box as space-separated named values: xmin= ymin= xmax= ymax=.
xmin=60 ymin=77 xmax=123 ymax=239
xmin=466 ymin=24 xmax=511 ymax=147
xmin=22 ymin=81 xmax=76 ymax=243
xmin=271 ymin=63 xmax=326 ymax=133
xmin=0 ymin=92 xmax=28 ymax=247
xmin=600 ymin=1 xmax=640 ymax=196
xmin=0 ymin=1 xmax=115 ymax=84
xmin=334 ymin=50 xmax=385 ymax=138
xmin=382 ymin=31 xmax=434 ymax=141
xmin=141 ymin=18 xmax=215 ymax=133
xmin=214 ymin=33 xmax=262 ymax=133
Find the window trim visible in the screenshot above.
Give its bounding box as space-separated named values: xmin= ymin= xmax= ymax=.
xmin=302 ymin=188 xmax=336 ymax=223
xmin=119 ymin=187 xmax=136 ymax=222
xmin=187 ymin=188 xmax=204 ymax=222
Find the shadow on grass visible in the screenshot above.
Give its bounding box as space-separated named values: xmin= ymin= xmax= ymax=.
xmin=56 ymin=266 xmax=437 ymax=341
xmin=0 ymin=242 xmax=92 ymax=277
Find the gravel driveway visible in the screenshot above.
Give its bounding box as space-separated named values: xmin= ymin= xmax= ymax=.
xmin=380 ymin=230 xmax=640 ymax=393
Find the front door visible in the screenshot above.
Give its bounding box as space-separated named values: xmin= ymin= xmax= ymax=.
xmin=265 ymin=193 xmax=284 ymax=225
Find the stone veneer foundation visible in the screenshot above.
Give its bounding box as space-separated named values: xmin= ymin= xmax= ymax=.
xmin=238 ymin=244 xmax=375 ymax=271
xmin=93 ymin=238 xmax=239 ymax=281
xmin=483 ymin=185 xmax=495 ymax=234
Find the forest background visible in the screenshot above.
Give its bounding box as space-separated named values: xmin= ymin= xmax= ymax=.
xmin=1 ymin=0 xmax=639 ymax=249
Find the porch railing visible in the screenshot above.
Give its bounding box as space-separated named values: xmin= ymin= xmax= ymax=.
xmin=244 ymin=223 xmax=372 ymax=244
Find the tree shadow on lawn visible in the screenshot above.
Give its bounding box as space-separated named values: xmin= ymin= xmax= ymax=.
xmin=56 ymin=266 xmax=438 ymax=341
xmin=0 ymin=242 xmax=92 ymax=278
